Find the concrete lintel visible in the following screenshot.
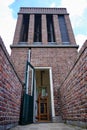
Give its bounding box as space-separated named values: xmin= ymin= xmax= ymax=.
xmin=10 ymin=44 xmax=79 ymax=49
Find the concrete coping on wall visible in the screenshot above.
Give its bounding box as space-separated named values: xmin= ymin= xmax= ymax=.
xmin=10 ymin=44 xmax=79 ymax=49
xmin=0 ymin=36 xmax=23 ymax=85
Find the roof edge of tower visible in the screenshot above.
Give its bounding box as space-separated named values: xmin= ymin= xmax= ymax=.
xmin=18 ymin=7 xmax=69 ymax=15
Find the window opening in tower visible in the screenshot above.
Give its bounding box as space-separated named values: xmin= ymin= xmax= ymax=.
xmin=46 ymin=15 xmax=55 ymax=42
xmin=20 ymin=14 xmax=29 ymax=42
xmin=34 ymin=14 xmax=42 ymax=42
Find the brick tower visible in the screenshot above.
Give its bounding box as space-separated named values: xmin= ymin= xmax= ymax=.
xmin=11 ymin=7 xmax=78 ymax=122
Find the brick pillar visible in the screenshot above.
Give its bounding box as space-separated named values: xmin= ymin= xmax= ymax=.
xmin=53 ymin=15 xmax=62 ymax=44
xmin=42 ymin=15 xmax=48 ymax=44
xmin=64 ymin=15 xmax=76 ymax=45
xmin=28 ymin=14 xmax=34 ymax=44
xmin=13 ymin=14 xmax=23 ymax=45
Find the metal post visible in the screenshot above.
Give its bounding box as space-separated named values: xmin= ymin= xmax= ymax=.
xmin=26 ymin=49 xmax=31 ymax=94
xmin=33 ymin=69 xmax=37 ymax=123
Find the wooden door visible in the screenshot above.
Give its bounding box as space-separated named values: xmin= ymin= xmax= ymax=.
xmin=36 ymin=95 xmax=49 ymax=121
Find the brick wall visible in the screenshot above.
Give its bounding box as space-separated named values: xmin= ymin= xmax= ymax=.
xmin=42 ymin=15 xmax=48 ymax=44
xmin=64 ymin=15 xmax=76 ymax=45
xmin=31 ymin=47 xmax=78 ymax=115
xmin=53 ymin=15 xmax=62 ymax=44
xmin=11 ymin=48 xmax=28 ymax=81
xmin=0 ymin=37 xmax=23 ymax=130
xmin=60 ymin=41 xmax=87 ymax=127
xmin=11 ymin=47 xmax=77 ymax=118
xmin=28 ymin=14 xmax=34 ymax=44
xmin=13 ymin=14 xmax=23 ymax=45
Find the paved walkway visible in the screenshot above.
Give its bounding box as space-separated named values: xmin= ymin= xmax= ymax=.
xmin=10 ymin=123 xmax=86 ymax=130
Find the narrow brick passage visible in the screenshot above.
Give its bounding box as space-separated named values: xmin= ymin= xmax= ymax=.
xmin=0 ymin=7 xmax=87 ymax=130
xmin=10 ymin=123 xmax=86 ymax=130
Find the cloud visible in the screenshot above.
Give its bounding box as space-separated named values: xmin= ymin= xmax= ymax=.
xmin=76 ymin=34 xmax=87 ymax=50
xmin=60 ymin=0 xmax=87 ymax=27
xmin=0 ymin=0 xmax=16 ymax=54
xmin=60 ymin=0 xmax=87 ymax=16
xmin=50 ymin=2 xmax=56 ymax=8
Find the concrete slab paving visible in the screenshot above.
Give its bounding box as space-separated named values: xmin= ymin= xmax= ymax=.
xmin=10 ymin=123 xmax=87 ymax=130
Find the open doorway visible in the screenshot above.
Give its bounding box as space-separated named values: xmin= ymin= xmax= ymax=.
xmin=35 ymin=68 xmax=54 ymax=122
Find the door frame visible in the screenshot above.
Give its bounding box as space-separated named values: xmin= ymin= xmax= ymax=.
xmin=35 ymin=67 xmax=55 ymax=120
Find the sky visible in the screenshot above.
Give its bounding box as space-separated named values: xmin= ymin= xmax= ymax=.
xmin=0 ymin=0 xmax=87 ymax=54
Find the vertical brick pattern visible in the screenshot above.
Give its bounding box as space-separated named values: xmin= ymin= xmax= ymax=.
xmin=53 ymin=15 xmax=62 ymax=44
xmin=60 ymin=41 xmax=87 ymax=125
xmin=42 ymin=15 xmax=48 ymax=44
xmin=30 ymin=47 xmax=78 ymax=116
xmin=11 ymin=46 xmax=78 ymax=117
xmin=0 ymin=37 xmax=22 ymax=130
xmin=13 ymin=14 xmax=23 ymax=45
xmin=65 ymin=15 xmax=76 ymax=45
xmin=11 ymin=48 xmax=28 ymax=81
xmin=28 ymin=15 xmax=34 ymax=44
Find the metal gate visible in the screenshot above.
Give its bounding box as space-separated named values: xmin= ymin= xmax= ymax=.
xmin=20 ymin=94 xmax=33 ymax=124
xmin=20 ymin=61 xmax=36 ymax=125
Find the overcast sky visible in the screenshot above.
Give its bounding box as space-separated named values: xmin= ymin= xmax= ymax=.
xmin=0 ymin=0 xmax=87 ymax=54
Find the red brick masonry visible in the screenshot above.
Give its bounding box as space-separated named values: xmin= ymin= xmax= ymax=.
xmin=0 ymin=37 xmax=23 ymax=130
xmin=0 ymin=38 xmax=87 ymax=129
xmin=60 ymin=41 xmax=87 ymax=127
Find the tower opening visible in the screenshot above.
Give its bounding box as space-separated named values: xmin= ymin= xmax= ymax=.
xmin=58 ymin=15 xmax=70 ymax=44
xmin=20 ymin=14 xmax=29 ymax=42
xmin=34 ymin=14 xmax=42 ymax=42
xmin=46 ymin=15 xmax=55 ymax=42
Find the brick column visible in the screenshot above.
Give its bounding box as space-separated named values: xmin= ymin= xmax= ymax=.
xmin=42 ymin=15 xmax=48 ymax=44
xmin=53 ymin=15 xmax=62 ymax=44
xmin=64 ymin=15 xmax=76 ymax=45
xmin=28 ymin=14 xmax=34 ymax=44
xmin=13 ymin=14 xmax=23 ymax=45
